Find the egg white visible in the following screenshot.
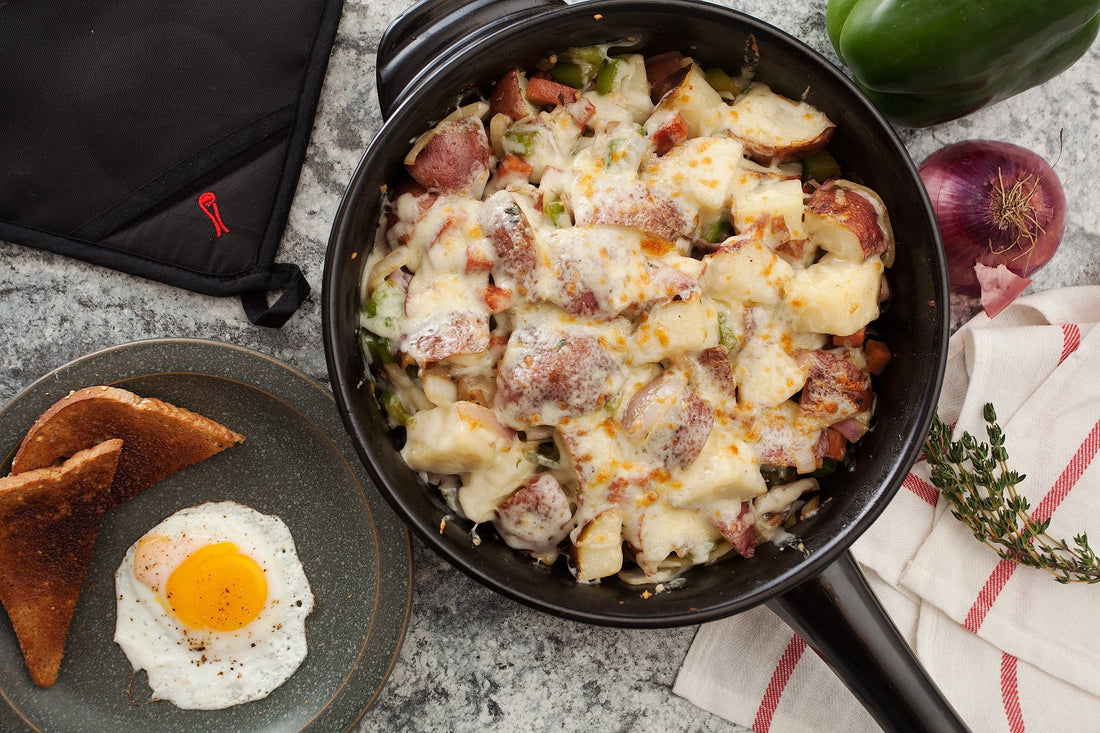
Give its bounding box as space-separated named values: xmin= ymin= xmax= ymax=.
xmin=113 ymin=501 xmax=314 ymax=710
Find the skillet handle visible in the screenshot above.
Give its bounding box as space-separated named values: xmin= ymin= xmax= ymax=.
xmin=376 ymin=0 xmax=567 ymax=118
xmin=765 ymin=551 xmax=970 ymax=732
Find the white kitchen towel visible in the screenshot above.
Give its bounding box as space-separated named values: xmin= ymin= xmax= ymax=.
xmin=674 ymin=285 xmax=1100 ymax=732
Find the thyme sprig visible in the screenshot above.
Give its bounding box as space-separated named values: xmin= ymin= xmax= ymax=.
xmin=923 ymin=403 xmax=1100 ymax=584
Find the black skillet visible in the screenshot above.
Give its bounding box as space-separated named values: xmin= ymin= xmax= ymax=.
xmin=322 ymin=1 xmax=966 ymax=729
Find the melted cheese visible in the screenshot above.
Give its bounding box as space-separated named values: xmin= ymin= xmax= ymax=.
xmin=363 ymin=49 xmax=893 ymax=583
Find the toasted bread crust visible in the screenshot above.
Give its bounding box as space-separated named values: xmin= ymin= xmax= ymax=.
xmin=0 ymin=439 xmax=124 ymax=687
xmin=11 ymin=386 xmax=245 ymax=506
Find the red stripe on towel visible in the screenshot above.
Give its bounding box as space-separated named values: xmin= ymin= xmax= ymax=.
xmin=1059 ymin=324 xmax=1081 ymax=365
xmin=903 ymin=472 xmax=939 ymax=507
xmin=1031 ymin=418 xmax=1100 ymax=524
xmin=1000 ymin=653 xmax=1026 ymax=733
xmin=964 ymin=417 xmax=1100 ymax=631
xmin=753 ymin=634 xmax=807 ymax=733
xmin=964 ymin=559 xmax=1017 ymax=633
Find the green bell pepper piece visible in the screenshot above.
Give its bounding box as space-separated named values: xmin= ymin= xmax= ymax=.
xmin=545 ymin=199 xmax=568 ymax=226
xmin=503 ymin=129 xmax=540 ymax=157
xmin=550 ymin=61 xmax=588 ymax=89
xmin=595 ymin=58 xmax=623 ymax=95
xmin=827 ymin=0 xmax=1100 ymax=127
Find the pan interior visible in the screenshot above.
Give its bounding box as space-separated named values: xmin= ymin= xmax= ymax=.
xmin=323 ymin=0 xmax=947 ymax=626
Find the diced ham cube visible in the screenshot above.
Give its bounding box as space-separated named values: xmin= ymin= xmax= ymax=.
xmin=832 ymin=327 xmax=866 ymax=348
xmin=814 ymin=427 xmax=848 ymax=462
xmin=480 ymin=285 xmax=513 ymax=314
xmin=526 ymin=75 xmax=578 ymax=107
xmin=864 ymin=339 xmax=891 ymax=375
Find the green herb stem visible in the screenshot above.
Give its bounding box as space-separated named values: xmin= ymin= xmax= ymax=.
xmin=923 ymin=403 xmax=1100 ymax=584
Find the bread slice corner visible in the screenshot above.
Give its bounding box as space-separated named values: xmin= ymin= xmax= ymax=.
xmin=0 ymin=439 xmax=123 ymax=687
xmin=10 ymin=385 xmax=245 ymax=506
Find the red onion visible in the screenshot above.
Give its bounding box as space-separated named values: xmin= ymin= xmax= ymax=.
xmin=919 ymin=140 xmax=1066 ymax=299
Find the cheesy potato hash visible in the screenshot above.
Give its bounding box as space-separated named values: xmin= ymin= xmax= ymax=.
xmin=360 ymin=47 xmax=894 ymax=584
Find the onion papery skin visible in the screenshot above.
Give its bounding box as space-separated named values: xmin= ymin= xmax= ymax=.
xmin=919 ymin=140 xmax=1065 ymax=296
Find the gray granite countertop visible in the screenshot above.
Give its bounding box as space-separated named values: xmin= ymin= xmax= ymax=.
xmin=2 ymin=1 xmax=1098 ymax=731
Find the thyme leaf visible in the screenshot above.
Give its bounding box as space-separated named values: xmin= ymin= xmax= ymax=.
xmin=922 ymin=403 xmax=1100 ymax=584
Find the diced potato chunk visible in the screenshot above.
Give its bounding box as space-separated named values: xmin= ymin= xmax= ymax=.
xmin=631 ymin=295 xmax=719 ymax=364
xmin=644 ymin=136 xmax=743 ymax=217
xmin=629 ymin=502 xmax=722 ymax=573
xmin=458 ymin=442 xmax=537 ymax=522
xmin=702 ymin=238 xmax=794 ymax=307
xmin=729 ymin=167 xmax=806 ymax=248
xmin=494 ymin=474 xmax=573 ymax=562
xmin=574 ymin=508 xmax=625 ymax=582
xmin=401 ymin=401 xmax=512 ymax=475
xmin=781 ymin=254 xmax=884 ymax=337
xmin=652 ymin=63 xmax=727 ymax=138
xmin=733 ymin=332 xmax=807 ymax=407
xmin=723 ymin=83 xmax=835 ymax=164
xmin=666 ymin=423 xmax=766 ymax=508
xmin=805 ymin=180 xmax=894 ymax=265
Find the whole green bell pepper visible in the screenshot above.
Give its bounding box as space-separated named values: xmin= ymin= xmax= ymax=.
xmin=827 ymin=0 xmax=1100 ymax=127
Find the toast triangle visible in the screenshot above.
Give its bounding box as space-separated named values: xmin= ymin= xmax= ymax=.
xmin=10 ymin=385 xmax=245 ymax=507
xmin=0 ymin=439 xmax=123 ymax=687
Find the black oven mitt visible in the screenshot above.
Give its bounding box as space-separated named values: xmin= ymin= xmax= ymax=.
xmin=0 ymin=0 xmax=344 ymax=327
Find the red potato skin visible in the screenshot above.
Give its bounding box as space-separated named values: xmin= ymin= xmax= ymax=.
xmin=576 ymin=184 xmax=689 ymax=243
xmin=403 ymin=312 xmax=489 ymax=365
xmin=489 ymin=69 xmax=534 ymax=121
xmin=743 ymin=126 xmax=835 ymax=166
xmin=480 ymin=191 xmax=538 ymax=294
xmin=622 ymin=372 xmax=715 ymax=470
xmin=665 ymin=391 xmax=714 ymax=468
xmin=690 ymin=346 xmax=738 ymax=397
xmin=712 ymin=501 xmax=756 ymax=558
xmin=799 ymin=350 xmax=873 ymax=422
xmin=407 ymin=117 xmax=491 ymax=194
xmin=652 ymin=112 xmax=689 ymax=156
xmin=495 ymin=473 xmax=572 ymax=548
xmin=645 ymin=52 xmax=690 ymax=102
xmin=494 ymin=327 xmax=619 ymax=426
xmin=806 ymin=180 xmax=887 ymax=260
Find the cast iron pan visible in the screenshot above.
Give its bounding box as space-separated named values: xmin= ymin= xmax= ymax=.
xmin=323 ymin=1 xmax=966 ymax=729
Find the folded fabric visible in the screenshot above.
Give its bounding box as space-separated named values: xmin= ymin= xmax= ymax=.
xmin=674 ymin=285 xmax=1100 ymax=732
xmin=0 ymin=0 xmax=344 ymax=327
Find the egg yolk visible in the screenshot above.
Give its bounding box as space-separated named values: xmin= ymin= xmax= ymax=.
xmin=164 ymin=542 xmax=268 ymax=631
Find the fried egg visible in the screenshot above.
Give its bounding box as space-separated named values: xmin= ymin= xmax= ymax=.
xmin=113 ymin=501 xmax=314 ymax=709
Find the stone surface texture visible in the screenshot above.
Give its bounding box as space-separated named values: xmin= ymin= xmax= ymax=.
xmin=2 ymin=1 xmax=1098 ymax=731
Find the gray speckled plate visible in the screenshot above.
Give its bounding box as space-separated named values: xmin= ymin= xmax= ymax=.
xmin=0 ymin=339 xmax=412 ymax=733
